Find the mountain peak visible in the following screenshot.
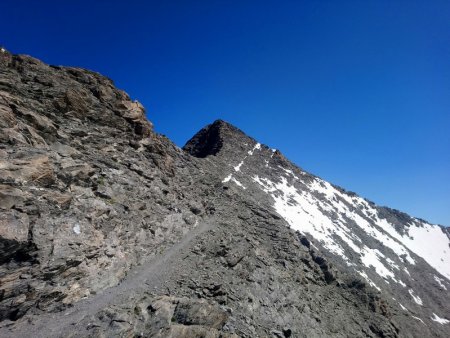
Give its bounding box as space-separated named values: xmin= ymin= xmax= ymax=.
xmin=183 ymin=119 xmax=251 ymax=158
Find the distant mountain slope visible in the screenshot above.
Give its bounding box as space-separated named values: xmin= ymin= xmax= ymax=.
xmin=185 ymin=120 xmax=450 ymax=336
xmin=0 ymin=48 xmax=448 ymax=337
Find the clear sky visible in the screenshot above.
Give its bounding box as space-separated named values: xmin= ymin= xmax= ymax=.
xmin=1 ymin=1 xmax=449 ymax=226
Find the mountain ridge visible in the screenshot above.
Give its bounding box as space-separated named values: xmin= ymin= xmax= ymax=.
xmin=185 ymin=118 xmax=448 ymax=230
xmin=1 ymin=49 xmax=449 ymax=337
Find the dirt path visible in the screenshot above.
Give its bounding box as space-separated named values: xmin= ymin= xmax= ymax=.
xmin=1 ymin=220 xmax=213 ymax=338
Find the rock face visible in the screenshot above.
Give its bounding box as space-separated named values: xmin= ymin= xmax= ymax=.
xmin=0 ymin=48 xmax=448 ymax=337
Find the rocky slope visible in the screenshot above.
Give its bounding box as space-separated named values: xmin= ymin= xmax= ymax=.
xmin=184 ymin=120 xmax=450 ymax=337
xmin=0 ymin=48 xmax=448 ymax=337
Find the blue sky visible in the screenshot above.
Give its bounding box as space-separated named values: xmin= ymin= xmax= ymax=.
xmin=1 ymin=1 xmax=449 ymax=226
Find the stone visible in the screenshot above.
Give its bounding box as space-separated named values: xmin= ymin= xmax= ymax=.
xmin=0 ymin=210 xmax=29 ymax=242
xmin=172 ymin=298 xmax=228 ymax=329
xmin=0 ymin=154 xmax=55 ymax=187
xmin=0 ymin=185 xmax=24 ymax=210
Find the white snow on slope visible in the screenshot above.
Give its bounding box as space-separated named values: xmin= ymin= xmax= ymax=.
xmin=360 ymin=248 xmax=396 ymax=282
xmin=247 ymin=143 xmax=261 ymax=155
xmin=386 ymin=257 xmax=400 ymax=271
xmin=398 ymin=280 xmax=406 ymax=287
xmin=223 ymin=143 xmax=262 ymax=187
xmin=222 ymin=174 xmax=232 ymax=183
xmin=409 ymin=289 xmax=423 ymax=305
xmin=431 ymin=313 xmax=450 ymax=324
xmin=252 ymin=161 xmax=450 ymax=282
xmin=234 ymin=160 xmax=244 ymax=172
xmin=252 ymin=174 xmax=410 ymax=286
xmin=434 ymin=275 xmax=447 ymax=290
xmin=358 ymin=271 xmax=381 ymax=291
xmin=348 ymin=199 xmax=450 ymax=280
xmin=230 ymin=177 xmax=246 ymax=189
xmin=252 ymin=175 xmax=352 ymax=260
xmin=399 ymin=303 xmax=408 ymax=311
xmin=306 ymin=178 xmax=416 ymax=267
xmin=278 ymin=166 xmax=299 ymax=179
xmin=222 ymin=174 xmax=246 ymax=189
xmin=412 ymin=316 xmax=425 ymax=324
xmin=398 ymin=223 xmax=450 ymax=280
xmin=346 ymin=208 xmax=415 ymax=266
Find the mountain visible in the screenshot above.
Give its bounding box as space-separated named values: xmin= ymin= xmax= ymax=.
xmin=0 ymin=48 xmax=449 ymax=338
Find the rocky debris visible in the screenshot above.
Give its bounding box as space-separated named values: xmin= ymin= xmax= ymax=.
xmin=0 ymin=49 xmax=447 ymax=338
xmin=71 ymin=296 xmax=235 ymax=338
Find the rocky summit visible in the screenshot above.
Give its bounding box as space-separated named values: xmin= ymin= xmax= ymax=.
xmin=0 ymin=48 xmax=449 ymax=338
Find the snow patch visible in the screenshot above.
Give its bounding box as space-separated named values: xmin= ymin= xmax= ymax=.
xmin=247 ymin=143 xmax=261 ymax=155
xmin=222 ymin=174 xmax=232 ymax=183
xmin=431 ymin=313 xmax=449 ymax=324
xmin=361 ymin=214 xmax=450 ymax=279
xmin=278 ymin=166 xmax=299 ymax=180
xmin=360 ymin=248 xmax=396 ymax=281
xmin=408 ymin=289 xmax=423 ymax=305
xmin=73 ymin=223 xmax=81 ymax=235
xmin=252 ymin=162 xmax=450 ymax=290
xmin=400 ymin=223 xmax=450 ymax=280
xmin=252 ymin=174 xmax=408 ymax=285
xmin=434 ymin=275 xmax=447 ymax=290
xmin=412 ymin=316 xmax=425 ymax=324
xmin=386 ymin=257 xmax=400 ymax=270
xmin=345 ymin=207 xmax=415 ymax=265
xmin=222 ymin=174 xmax=246 ymax=189
xmin=230 ymin=177 xmax=246 ymax=189
xmin=309 ymin=179 xmax=335 ymax=200
xmin=358 ymin=271 xmax=381 ymax=291
xmin=234 ymin=160 xmax=244 ymax=172
xmin=252 ymin=175 xmax=353 ymax=261
xmin=399 ymin=303 xmax=408 ymax=311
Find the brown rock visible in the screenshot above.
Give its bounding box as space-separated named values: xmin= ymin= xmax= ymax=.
xmin=64 ymin=88 xmax=89 ymax=116
xmin=0 ymin=154 xmax=55 ymax=187
xmin=118 ymin=100 xmax=153 ymax=137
